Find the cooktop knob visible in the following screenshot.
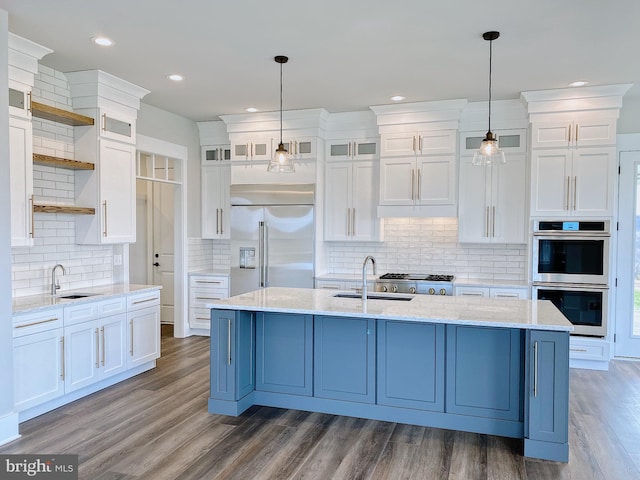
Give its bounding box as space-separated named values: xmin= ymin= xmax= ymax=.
xmin=428 ymin=287 xmax=435 ymax=295
xmin=440 ymin=288 xmax=447 ymax=295
xmin=381 ymin=285 xmax=387 ymax=292
xmin=409 ymin=286 xmax=416 ymax=294
xmin=392 ymin=285 xmax=398 ymax=293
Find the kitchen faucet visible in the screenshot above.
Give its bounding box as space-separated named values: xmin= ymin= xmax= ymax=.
xmin=362 ymin=255 xmax=377 ymax=301
xmin=51 ymin=264 xmax=66 ymax=295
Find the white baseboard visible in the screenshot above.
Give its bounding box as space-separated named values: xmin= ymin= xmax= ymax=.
xmin=0 ymin=412 xmax=20 ymax=447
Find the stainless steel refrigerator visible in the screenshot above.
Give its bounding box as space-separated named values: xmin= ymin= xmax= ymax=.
xmin=230 ymin=184 xmax=314 ymax=296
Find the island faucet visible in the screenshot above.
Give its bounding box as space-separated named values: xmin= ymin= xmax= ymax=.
xmin=362 ymin=255 xmax=377 ymax=300
xmin=51 ymin=264 xmax=66 ymax=295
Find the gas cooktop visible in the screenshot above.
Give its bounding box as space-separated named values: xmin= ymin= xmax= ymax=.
xmin=378 ymin=273 xmax=455 ymax=282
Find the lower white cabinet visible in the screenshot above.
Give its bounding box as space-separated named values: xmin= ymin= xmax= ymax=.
xmin=315 ymin=278 xmax=374 ymax=293
xmin=189 ymin=274 xmax=230 ymax=330
xmin=455 ymin=285 xmax=529 ymax=299
xmin=12 ymin=290 xmax=160 ymax=417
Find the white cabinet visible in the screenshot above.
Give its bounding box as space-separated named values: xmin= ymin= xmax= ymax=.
xmin=282 ymin=136 xmax=317 ymax=160
xmin=530 ymin=118 xmax=616 ymax=149
xmin=530 ymin=147 xmax=614 ymax=217
xmin=325 ymin=161 xmax=382 ymax=241
xmin=378 ymin=129 xmax=457 ymax=216
xmin=455 ymin=285 xmax=529 ymax=299
xmin=189 ymin=275 xmax=230 ymax=330
xmin=98 ymin=110 xmax=136 ymax=143
xmin=231 ymin=137 xmax=272 ymax=161
xmin=8 ymin=84 xmax=31 ymax=119
xmin=75 ymin=138 xmax=137 ymax=244
xmin=127 ymin=291 xmax=161 ymax=368
xmin=315 ymin=278 xmax=374 ymax=293
xmin=458 ymin=154 xmax=527 ymax=244
xmin=9 ymin=115 xmax=34 ymax=247
xmin=13 ymin=308 xmax=65 ymax=412
xmin=201 ymin=164 xmax=231 ymax=240
xmin=202 ymin=145 xmax=231 ymax=164
xmin=327 ymin=138 xmax=378 ymax=161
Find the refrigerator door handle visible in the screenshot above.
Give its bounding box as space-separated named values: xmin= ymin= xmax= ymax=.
xmin=264 ymin=223 xmax=269 ymax=287
xmin=259 ymin=221 xmax=265 ymax=287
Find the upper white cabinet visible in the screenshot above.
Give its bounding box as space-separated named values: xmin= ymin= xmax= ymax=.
xmin=325 ymin=160 xmax=382 ymax=242
xmin=522 ymin=84 xmax=631 ymax=219
xmin=327 ymin=138 xmax=378 ymax=161
xmin=10 ymin=116 xmax=34 ymax=247
xmin=201 ymin=160 xmax=231 ymax=240
xmin=380 ymin=130 xmax=456 ymax=157
xmin=458 ymin=130 xmax=527 ymax=244
xmin=530 ymin=147 xmax=615 ymax=217
xmin=202 ymin=145 xmax=231 ymax=164
xmin=67 ymin=70 xmax=149 ymax=244
xmin=281 ymin=136 xmax=318 ymax=160
xmin=231 ymin=136 xmax=272 ymax=161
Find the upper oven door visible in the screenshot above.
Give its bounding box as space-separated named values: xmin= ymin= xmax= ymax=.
xmin=532 ymin=235 xmax=609 ymax=285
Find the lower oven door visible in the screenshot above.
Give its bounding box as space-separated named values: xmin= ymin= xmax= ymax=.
xmin=532 ymin=283 xmax=608 ymax=337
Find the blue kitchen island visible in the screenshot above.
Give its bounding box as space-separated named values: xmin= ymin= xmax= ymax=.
xmin=206 ymin=287 xmax=573 ymax=462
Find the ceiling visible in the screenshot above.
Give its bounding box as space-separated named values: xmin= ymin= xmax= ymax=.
xmin=1 ymin=0 xmax=639 ymax=122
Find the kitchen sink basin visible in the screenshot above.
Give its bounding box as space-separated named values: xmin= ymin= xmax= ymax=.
xmin=57 ymin=293 xmax=98 ymax=299
xmin=332 ymin=292 xmax=414 ymax=301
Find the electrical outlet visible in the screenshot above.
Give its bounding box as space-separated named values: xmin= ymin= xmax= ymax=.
xmin=113 ymin=254 xmax=123 ymax=266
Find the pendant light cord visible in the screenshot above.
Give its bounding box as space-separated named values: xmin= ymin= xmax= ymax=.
xmin=488 ymin=37 xmax=493 ymax=134
xmin=279 ymin=61 xmax=283 ymax=145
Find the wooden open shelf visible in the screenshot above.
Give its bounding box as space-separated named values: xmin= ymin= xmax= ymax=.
xmin=33 ymin=204 xmax=95 ymax=215
xmin=33 ymin=153 xmax=94 ymax=171
xmin=31 ymin=101 xmax=94 ymax=127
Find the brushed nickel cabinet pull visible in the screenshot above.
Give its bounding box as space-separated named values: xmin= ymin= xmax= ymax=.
xmin=411 ymin=169 xmax=415 ymax=200
xmin=486 ymin=206 xmax=490 ymax=237
xmin=573 ymin=176 xmax=577 ymax=210
xmin=417 ymin=169 xmax=422 ymax=200
xmin=492 ymin=206 xmax=496 ymax=237
xmin=130 ymin=320 xmax=134 ymax=356
xmin=27 ymin=91 xmax=32 ymax=113
xmin=566 ymin=177 xmax=570 ymax=211
xmin=29 ymin=194 xmax=35 ymax=238
xmin=15 ymin=317 xmax=59 ymax=329
xmin=418 ymin=136 xmax=422 ymax=152
xmin=346 ymin=208 xmax=351 ymax=236
xmin=95 ymin=328 xmax=100 ymax=368
xmin=568 ymin=123 xmax=571 ymax=144
xmin=533 ymin=340 xmax=539 ymax=398
xmin=220 ymin=209 xmax=224 ymax=235
xmin=570 ymin=348 xmax=588 ymax=353
xmin=216 ymin=208 xmax=219 ymax=235
xmin=101 ymin=326 xmax=105 ymax=366
xmin=60 ymin=336 xmax=65 ymax=381
xmin=103 ymin=200 xmax=108 ymax=237
xmin=196 ymin=280 xmax=222 ymax=284
xmin=102 ymin=113 xmax=107 ymax=132
xmin=132 ymin=297 xmax=158 ymax=305
xmin=227 ymin=319 xmax=232 ymax=365
xmin=575 ymin=124 xmax=579 ymax=143
xmin=352 ymin=208 xmax=356 ymax=237
xmin=195 ymin=296 xmax=222 ymax=301
xmin=412 ymin=136 xmax=416 ymax=153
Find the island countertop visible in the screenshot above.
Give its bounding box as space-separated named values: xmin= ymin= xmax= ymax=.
xmin=206 ymin=287 xmax=573 ymax=331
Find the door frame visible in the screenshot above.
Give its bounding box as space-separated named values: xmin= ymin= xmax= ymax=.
xmin=134 ymin=135 xmax=188 ymax=338
xmin=614 ymin=133 xmax=640 ymax=358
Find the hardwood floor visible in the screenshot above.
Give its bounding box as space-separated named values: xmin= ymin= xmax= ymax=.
xmin=3 ymin=325 xmax=640 ymax=480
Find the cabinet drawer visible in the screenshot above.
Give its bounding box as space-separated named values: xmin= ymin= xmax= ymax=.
xmin=569 ymin=338 xmax=610 ymax=361
xmin=97 ymin=296 xmax=127 ymax=316
xmin=64 ymin=302 xmax=100 ymax=326
xmin=13 ymin=308 xmax=64 ymax=338
xmin=189 ymin=275 xmax=229 ymax=290
xmin=190 ymin=288 xmax=228 ymax=308
xmin=190 ymin=307 xmax=212 ymax=329
xmin=127 ymin=291 xmax=161 ymax=311
xmin=315 ymin=280 xmax=346 ymax=290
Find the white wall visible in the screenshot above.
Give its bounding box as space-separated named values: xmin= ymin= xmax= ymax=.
xmin=619 ymin=96 xmax=640 ymax=134
xmin=0 ymin=8 xmax=19 ymax=445
xmin=136 ymin=103 xmax=201 ymax=237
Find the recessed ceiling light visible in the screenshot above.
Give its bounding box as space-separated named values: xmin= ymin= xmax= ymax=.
xmin=569 ymin=81 xmax=589 ymax=87
xmin=167 ymin=74 xmax=184 ymax=82
xmin=245 ymin=107 xmax=259 ymax=113
xmin=390 ymin=95 xmax=406 ymax=102
xmin=91 ymin=36 xmax=114 ymax=47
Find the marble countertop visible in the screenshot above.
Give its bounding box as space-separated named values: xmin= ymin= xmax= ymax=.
xmin=13 ymin=284 xmax=162 ymax=315
xmin=206 ymin=287 xmax=573 ymax=331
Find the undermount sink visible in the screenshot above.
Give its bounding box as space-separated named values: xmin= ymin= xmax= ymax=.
xmin=332 ymin=292 xmax=414 ymax=301
xmin=56 ymin=293 xmax=98 ymax=299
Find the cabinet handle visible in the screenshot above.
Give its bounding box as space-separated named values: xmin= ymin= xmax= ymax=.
xmin=346 ymin=208 xmax=351 ymax=236
xmin=29 ymin=194 xmax=35 ymax=238
xmin=347 ymin=142 xmax=351 ymax=158
xmin=570 ymin=348 xmax=588 ymax=353
xmin=492 ymin=206 xmax=496 ymax=237
xmin=195 ymin=296 xmax=222 ymax=301
xmin=573 ymin=176 xmax=577 ymax=210
xmin=220 ymin=209 xmax=224 ymax=235
xmin=417 ymin=169 xmax=421 ymax=200
xmin=418 ymin=136 xmax=422 ymax=152
xmin=412 ymin=136 xmax=416 ymax=153
xmin=216 ymin=208 xmax=219 ymax=235
xmin=60 ymin=336 xmax=65 ymax=381
xmin=130 ymin=320 xmax=134 ymax=356
xmin=565 ymin=177 xmax=570 ymax=211
xmin=486 ymin=206 xmax=490 ymax=237
xmin=575 ymin=124 xmax=579 ymax=144
xmin=196 ymin=317 xmax=210 ymax=321
xmin=101 ymin=326 xmax=105 ymax=366
xmin=103 ymin=200 xmax=108 ymax=237
xmin=533 ymin=340 xmax=539 ymax=398
xmin=352 ymin=208 xmax=356 ymax=237
xmin=95 ymin=328 xmax=100 ymax=368
xmin=27 ymin=91 xmax=32 ymax=113
xmin=102 ymin=113 xmax=107 ymax=132
xmin=196 ymin=280 xmax=222 ymax=285
xmin=568 ymin=123 xmax=571 ymax=144
xmin=227 ymin=319 xmax=232 ymax=365
xmin=15 ymin=317 xmax=59 ymax=329
xmin=320 ymin=285 xmax=340 ymax=290
xmin=132 ymin=296 xmax=158 ymax=305
xmin=295 ymin=140 xmax=299 ymax=155
xmin=411 ymin=169 xmax=415 ymax=200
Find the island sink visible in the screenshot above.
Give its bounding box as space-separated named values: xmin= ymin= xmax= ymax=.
xmin=56 ymin=293 xmax=98 ymax=299
xmin=332 ymin=292 xmax=413 ymax=301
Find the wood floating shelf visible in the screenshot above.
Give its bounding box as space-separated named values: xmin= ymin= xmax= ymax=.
xmin=33 ymin=204 xmax=95 ymax=215
xmin=31 ymin=101 xmax=94 ymax=127
xmin=33 ymin=153 xmax=95 ymax=171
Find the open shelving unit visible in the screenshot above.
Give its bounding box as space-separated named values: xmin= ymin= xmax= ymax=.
xmin=32 ymin=153 xmax=94 ymax=170
xmin=33 ymin=204 xmax=95 ymax=215
xmin=31 ymin=101 xmax=94 ymax=126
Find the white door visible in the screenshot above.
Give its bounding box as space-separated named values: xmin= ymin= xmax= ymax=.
xmin=458 ymin=157 xmax=490 ymax=243
xmin=324 ymin=162 xmax=352 ymax=241
xmin=530 ymin=149 xmax=572 ymax=217
xmin=615 ymin=150 xmax=640 ymax=358
xmin=351 ymin=161 xmax=378 ymax=241
xmin=573 ymin=147 xmax=615 ymax=216
xmin=152 ymin=182 xmax=175 ymax=324
xmin=100 ymin=140 xmax=136 ymax=243
xmin=379 ymin=158 xmax=415 ymax=205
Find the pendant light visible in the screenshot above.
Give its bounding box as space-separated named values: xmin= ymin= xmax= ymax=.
xmin=473 ymin=31 xmax=506 ymax=166
xmin=268 ymin=55 xmax=295 ymax=173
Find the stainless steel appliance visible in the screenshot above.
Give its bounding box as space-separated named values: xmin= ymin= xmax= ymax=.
xmin=230 ymin=184 xmax=314 ymax=296
xmin=532 ymin=220 xmax=610 ymax=285
xmin=375 ymin=273 xmax=454 ymax=295
xmin=532 ymin=284 xmax=608 ymax=337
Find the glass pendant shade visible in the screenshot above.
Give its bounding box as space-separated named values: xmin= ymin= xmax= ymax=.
xmin=268 ymin=142 xmax=294 ymax=172
xmin=472 ymin=131 xmax=506 ymax=166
